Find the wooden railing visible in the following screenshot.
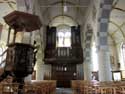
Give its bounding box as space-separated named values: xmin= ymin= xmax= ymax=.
xmin=0 ymin=80 xmax=56 ymax=94
xmin=45 ymin=47 xmax=83 ymax=63
xmin=71 ymin=80 xmax=125 ymax=94
xmin=56 ymin=47 xmax=71 ymax=57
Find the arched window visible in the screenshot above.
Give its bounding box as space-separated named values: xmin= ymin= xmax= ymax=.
xmin=49 ymin=15 xmax=78 ymax=47
xmin=0 ymin=41 xmax=7 ymax=67
xmin=56 ymin=25 xmax=71 ymax=47
xmin=121 ymin=43 xmax=125 ymax=69
xmin=49 ymin=16 xmax=77 ymax=47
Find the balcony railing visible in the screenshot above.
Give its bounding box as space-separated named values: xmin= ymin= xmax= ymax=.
xmin=44 ymin=47 xmax=83 ymax=63
xmin=56 ymin=47 xmax=71 ymax=57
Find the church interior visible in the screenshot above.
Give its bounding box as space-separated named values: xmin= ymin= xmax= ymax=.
xmin=0 ymin=0 xmax=125 ymax=94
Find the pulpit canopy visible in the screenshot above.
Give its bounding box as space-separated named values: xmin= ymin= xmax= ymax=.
xmin=4 ymin=11 xmax=42 ymax=32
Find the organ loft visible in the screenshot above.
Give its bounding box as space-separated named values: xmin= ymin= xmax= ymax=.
xmin=0 ymin=0 xmax=125 ymax=94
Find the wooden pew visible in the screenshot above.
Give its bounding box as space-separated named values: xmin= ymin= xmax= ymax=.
xmin=71 ymin=80 xmax=125 ymax=94
xmin=0 ymin=83 xmax=19 ymax=94
xmin=71 ymin=80 xmax=81 ymax=94
xmin=0 ymin=80 xmax=56 ymax=94
xmin=26 ymin=80 xmax=56 ymax=94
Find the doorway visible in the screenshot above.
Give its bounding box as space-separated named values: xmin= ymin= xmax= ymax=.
xmin=52 ymin=64 xmax=76 ymax=88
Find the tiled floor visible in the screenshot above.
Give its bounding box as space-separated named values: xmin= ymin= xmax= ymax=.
xmin=56 ymin=88 xmax=73 ymax=94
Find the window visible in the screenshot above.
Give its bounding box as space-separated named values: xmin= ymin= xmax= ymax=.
xmin=0 ymin=41 xmax=7 ymax=67
xmin=56 ymin=26 xmax=71 ymax=47
xmin=92 ymin=42 xmax=98 ymax=71
xmin=121 ymin=43 xmax=125 ymax=69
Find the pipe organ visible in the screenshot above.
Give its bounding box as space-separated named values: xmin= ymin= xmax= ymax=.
xmin=45 ymin=26 xmax=83 ymax=63
xmin=44 ymin=25 xmax=83 ymax=87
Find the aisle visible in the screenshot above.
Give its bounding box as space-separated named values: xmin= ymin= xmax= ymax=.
xmin=56 ymin=88 xmax=73 ymax=94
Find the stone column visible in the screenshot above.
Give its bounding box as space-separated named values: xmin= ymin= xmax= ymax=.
xmin=84 ymin=25 xmax=93 ymax=80
xmin=98 ymin=48 xmax=112 ymax=81
xmin=77 ymin=64 xmax=84 ymax=80
xmin=97 ymin=0 xmax=113 ymax=81
xmin=36 ymin=62 xmax=43 ymax=80
xmin=84 ymin=61 xmax=92 ymax=80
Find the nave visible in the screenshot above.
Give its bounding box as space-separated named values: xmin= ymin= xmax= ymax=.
xmin=0 ymin=80 xmax=125 ymax=94
xmin=56 ymin=88 xmax=73 ymax=94
xmin=0 ymin=0 xmax=125 ymax=94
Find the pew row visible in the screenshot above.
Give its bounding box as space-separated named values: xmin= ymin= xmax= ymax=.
xmin=0 ymin=80 xmax=56 ymax=94
xmin=71 ymin=80 xmax=125 ymax=94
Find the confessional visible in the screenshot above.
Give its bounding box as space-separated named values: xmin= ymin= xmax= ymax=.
xmin=0 ymin=11 xmax=41 ymax=94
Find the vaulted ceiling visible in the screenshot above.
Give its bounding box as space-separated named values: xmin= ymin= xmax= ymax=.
xmin=0 ymin=0 xmax=125 ymax=48
xmin=108 ymin=0 xmax=125 ymax=46
xmin=37 ymin=0 xmax=125 ymax=47
xmin=37 ymin=0 xmax=91 ymax=25
xmin=0 ymin=0 xmax=16 ymax=24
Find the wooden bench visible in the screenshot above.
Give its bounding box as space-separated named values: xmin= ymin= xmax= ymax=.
xmin=71 ymin=80 xmax=125 ymax=94
xmin=0 ymin=80 xmax=56 ymax=94
xmin=26 ymin=80 xmax=56 ymax=94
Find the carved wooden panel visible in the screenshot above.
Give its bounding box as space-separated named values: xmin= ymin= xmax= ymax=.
xmin=52 ymin=64 xmax=76 ymax=87
xmin=71 ymin=25 xmax=81 ymax=47
xmin=46 ymin=26 xmax=56 ymax=48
